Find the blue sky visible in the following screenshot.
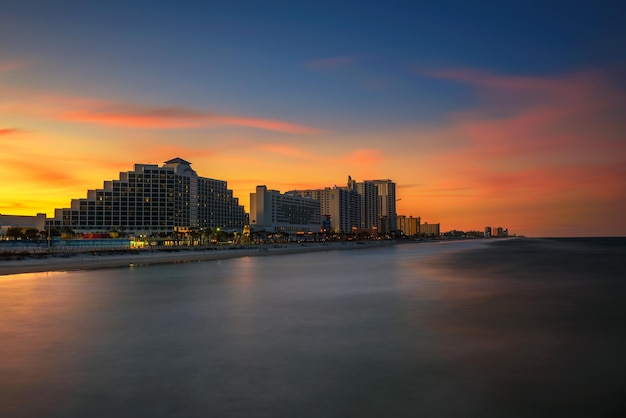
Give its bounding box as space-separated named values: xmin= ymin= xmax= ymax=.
xmin=2 ymin=0 xmax=625 ymax=236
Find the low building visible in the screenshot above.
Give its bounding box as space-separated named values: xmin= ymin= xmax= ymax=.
xmin=0 ymin=213 xmax=47 ymax=236
xmin=397 ymin=215 xmax=420 ymax=236
xmin=419 ymin=222 xmax=440 ymax=238
xmin=493 ymin=227 xmax=508 ymax=238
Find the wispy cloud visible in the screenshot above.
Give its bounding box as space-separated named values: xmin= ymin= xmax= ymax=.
xmin=344 ymin=149 xmax=385 ymax=165
xmin=419 ymin=67 xmax=622 ymax=112
xmin=0 ymin=128 xmax=25 ymax=136
xmin=0 ymin=59 xmax=31 ymax=75
xmin=255 ymin=141 xmax=384 ymax=167
xmin=0 ymin=158 xmax=79 ymax=186
xmin=260 ymin=143 xmax=309 ymax=158
xmin=1 ymin=86 xmax=327 ymax=135
xmin=408 ymin=67 xmax=626 ymax=234
xmin=430 ymin=68 xmax=626 ymax=161
xmin=60 ymin=103 xmax=326 ymax=134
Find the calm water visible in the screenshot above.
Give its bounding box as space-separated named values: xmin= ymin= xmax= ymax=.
xmin=1 ymin=239 xmax=625 ymax=417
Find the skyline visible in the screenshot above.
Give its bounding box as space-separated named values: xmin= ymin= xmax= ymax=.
xmin=2 ymin=1 xmax=625 ymax=237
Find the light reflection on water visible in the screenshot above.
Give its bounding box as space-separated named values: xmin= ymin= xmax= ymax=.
xmin=1 ymin=240 xmax=624 ymax=417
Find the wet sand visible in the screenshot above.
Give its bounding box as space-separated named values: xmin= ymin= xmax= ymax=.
xmin=0 ymin=241 xmax=394 ymax=276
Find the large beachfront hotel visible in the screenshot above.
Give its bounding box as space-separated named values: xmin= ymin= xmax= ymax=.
xmin=0 ymin=156 xmax=472 ymax=242
xmin=46 ymin=158 xmax=246 ymax=235
xmin=5 ymin=158 xmax=403 ymax=239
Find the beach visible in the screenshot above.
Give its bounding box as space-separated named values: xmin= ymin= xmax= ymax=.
xmin=0 ymin=240 xmax=396 ymax=276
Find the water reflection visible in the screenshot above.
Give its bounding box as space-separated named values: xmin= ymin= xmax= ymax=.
xmin=1 ymin=240 xmax=625 ymax=417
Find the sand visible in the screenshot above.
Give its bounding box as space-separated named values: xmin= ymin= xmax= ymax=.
xmin=0 ymin=241 xmax=394 ymax=276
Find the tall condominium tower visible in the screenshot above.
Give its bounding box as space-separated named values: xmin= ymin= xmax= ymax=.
xmin=368 ymin=179 xmax=397 ymax=235
xmin=47 ymin=158 xmax=246 ymax=235
xmin=347 ymin=176 xmax=379 ymax=232
xmin=289 ymin=186 xmax=360 ymax=234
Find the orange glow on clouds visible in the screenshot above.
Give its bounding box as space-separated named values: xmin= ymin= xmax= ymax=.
xmin=0 ymin=128 xmax=24 ymax=135
xmin=2 ymin=62 xmax=625 ymax=236
xmin=61 ymin=103 xmax=325 ymax=134
xmin=392 ymin=69 xmax=626 ymax=235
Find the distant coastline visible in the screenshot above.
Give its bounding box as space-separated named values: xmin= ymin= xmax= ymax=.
xmin=0 ymin=241 xmax=399 ymax=276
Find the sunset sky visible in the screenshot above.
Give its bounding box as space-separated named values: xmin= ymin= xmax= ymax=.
xmin=1 ymin=1 xmax=625 ymax=237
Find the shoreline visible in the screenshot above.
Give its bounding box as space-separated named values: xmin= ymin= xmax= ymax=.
xmin=0 ymin=241 xmax=398 ymax=276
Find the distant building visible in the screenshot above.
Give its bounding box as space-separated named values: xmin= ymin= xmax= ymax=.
xmin=46 ymin=158 xmax=246 ymax=235
xmin=346 ymin=176 xmax=397 ymax=235
xmin=0 ymin=213 xmax=47 ymax=236
xmin=493 ymin=227 xmax=508 ymax=238
xmin=347 ymin=176 xmax=379 ymax=231
xmin=484 ymin=226 xmax=492 ymax=237
xmin=289 ymin=187 xmax=360 ymax=234
xmin=397 ymin=215 xmax=420 ymax=236
xmin=249 ymin=186 xmax=321 ymax=234
xmin=368 ymin=179 xmax=397 ymax=235
xmin=419 ymin=222 xmax=440 ymax=238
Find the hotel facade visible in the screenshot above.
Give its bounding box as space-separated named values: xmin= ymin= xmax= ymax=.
xmin=289 ymin=176 xmax=398 ymax=236
xmin=46 ymin=158 xmax=246 ymax=235
xmin=346 ymin=176 xmax=397 ymax=235
xmin=370 ymin=179 xmax=397 ymax=235
xmin=249 ymin=186 xmax=321 ymax=234
xmin=288 ymin=187 xmax=361 ymax=234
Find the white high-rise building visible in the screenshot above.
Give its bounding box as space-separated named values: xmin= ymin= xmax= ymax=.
xmin=46 ymin=158 xmax=246 ymax=235
xmin=249 ymin=186 xmax=321 ymax=233
xmin=289 ymin=186 xmax=360 ymax=234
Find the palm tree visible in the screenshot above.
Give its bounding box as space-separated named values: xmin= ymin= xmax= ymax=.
xmin=24 ymin=228 xmax=39 ymax=240
xmin=6 ymin=227 xmax=23 ymax=240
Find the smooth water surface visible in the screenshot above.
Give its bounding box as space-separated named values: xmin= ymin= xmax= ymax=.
xmin=1 ymin=239 xmax=624 ymax=417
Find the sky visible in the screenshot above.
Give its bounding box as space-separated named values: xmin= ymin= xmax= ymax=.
xmin=1 ymin=0 xmax=625 ymax=237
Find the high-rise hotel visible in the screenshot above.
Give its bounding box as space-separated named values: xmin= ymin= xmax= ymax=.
xmin=288 ymin=187 xmax=361 ymax=234
xmin=289 ymin=176 xmax=397 ymax=236
xmin=46 ymin=158 xmax=246 ymax=235
xmin=370 ymin=179 xmax=397 ymax=235
xmin=249 ymin=186 xmax=321 ymax=233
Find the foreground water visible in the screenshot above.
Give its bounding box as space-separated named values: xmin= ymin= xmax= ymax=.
xmin=1 ymin=238 xmax=625 ymax=417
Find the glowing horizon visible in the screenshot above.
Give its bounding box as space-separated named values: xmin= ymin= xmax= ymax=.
xmin=1 ymin=2 xmax=625 ymax=237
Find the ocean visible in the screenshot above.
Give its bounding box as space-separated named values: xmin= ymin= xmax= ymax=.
xmin=1 ymin=238 xmax=625 ymax=417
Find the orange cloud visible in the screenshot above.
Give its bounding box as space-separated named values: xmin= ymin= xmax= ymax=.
xmin=418 ymin=68 xmax=625 ymax=164
xmin=260 ymin=143 xmax=309 ymax=158
xmin=0 ymin=128 xmax=25 ymax=135
xmin=1 ymin=84 xmax=326 ymax=135
xmin=5 ymin=159 xmax=78 ymax=185
xmin=344 ymin=149 xmax=385 ymax=165
xmin=60 ymin=103 xmax=326 ymax=134
xmin=393 ymin=67 xmax=626 ymax=235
